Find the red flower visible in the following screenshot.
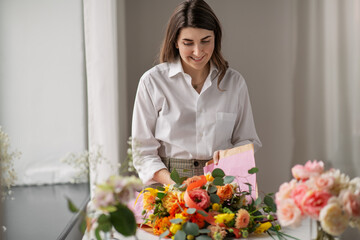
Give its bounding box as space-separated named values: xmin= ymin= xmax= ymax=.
xmin=188 ymin=189 xmax=211 ymax=209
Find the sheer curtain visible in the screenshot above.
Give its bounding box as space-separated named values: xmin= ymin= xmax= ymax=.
xmin=83 ymin=0 xmax=128 ymax=197
xmin=293 ymin=0 xmax=360 ymax=178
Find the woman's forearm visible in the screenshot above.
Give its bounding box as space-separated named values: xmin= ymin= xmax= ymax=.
xmin=152 ymin=168 xmax=176 ymax=185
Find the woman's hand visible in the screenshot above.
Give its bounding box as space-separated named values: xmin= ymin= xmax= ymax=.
xmin=152 ymin=168 xmax=176 ymax=185
xmin=213 ymin=150 xmax=221 ymax=165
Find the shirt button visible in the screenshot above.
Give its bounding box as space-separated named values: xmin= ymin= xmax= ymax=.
xmin=194 ymin=161 xmax=199 ymax=167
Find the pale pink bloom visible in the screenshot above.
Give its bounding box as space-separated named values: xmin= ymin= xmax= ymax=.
xmin=188 ymin=189 xmax=211 ymax=209
xmin=304 ymin=160 xmax=324 ymax=177
xmin=291 ymin=183 xmax=309 ymax=212
xmin=275 ymin=180 xmax=297 ymax=205
xmin=314 ymin=174 xmax=335 ymax=191
xmin=94 ymin=188 xmax=115 ymax=208
xmin=320 ymin=202 xmax=349 ymax=236
xmin=302 ymin=190 xmax=332 ymax=220
xmin=291 ymin=165 xmax=310 ymax=180
xmin=340 ymin=190 xmax=360 ymax=217
xmin=277 ymin=198 xmax=302 ymax=228
xmin=325 ymin=169 xmax=350 ymax=195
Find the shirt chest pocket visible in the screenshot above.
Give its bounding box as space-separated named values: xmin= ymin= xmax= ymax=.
xmin=215 ymin=112 xmax=237 ymax=148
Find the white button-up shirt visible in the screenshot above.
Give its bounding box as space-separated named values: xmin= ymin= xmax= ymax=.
xmin=132 ymin=59 xmax=261 ymax=185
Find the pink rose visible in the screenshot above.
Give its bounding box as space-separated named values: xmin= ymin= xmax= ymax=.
xmin=275 ymin=180 xmax=296 ymax=205
xmin=291 ymin=183 xmax=309 ymax=212
xmin=277 ymin=198 xmax=302 ymax=228
xmin=302 ymin=190 xmax=332 ymax=220
xmin=291 ymin=165 xmax=310 ymax=180
xmin=314 ymin=175 xmax=335 ymax=191
xmin=304 ymin=160 xmax=324 ymax=177
xmin=188 ymin=189 xmax=211 ymax=209
xmin=340 ymin=190 xmax=360 ymax=217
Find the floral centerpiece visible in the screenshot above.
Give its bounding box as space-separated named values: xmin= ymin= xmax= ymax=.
xmin=275 ymin=160 xmax=360 ymax=239
xmin=139 ymin=167 xmax=297 ymax=240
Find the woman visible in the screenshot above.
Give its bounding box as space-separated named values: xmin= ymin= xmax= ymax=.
xmin=132 ymin=0 xmax=261 ymax=186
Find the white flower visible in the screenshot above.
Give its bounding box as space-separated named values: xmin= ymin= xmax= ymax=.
xmin=319 ymin=202 xmax=349 ymax=236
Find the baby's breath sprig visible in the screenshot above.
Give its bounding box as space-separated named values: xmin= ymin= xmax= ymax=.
xmin=0 ymin=126 xmax=20 ymax=199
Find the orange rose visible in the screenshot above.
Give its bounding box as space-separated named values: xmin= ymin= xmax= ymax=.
xmin=217 ymin=184 xmax=234 ymax=202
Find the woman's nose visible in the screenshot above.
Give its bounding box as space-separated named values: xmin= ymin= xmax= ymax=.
xmin=193 ymin=44 xmax=202 ymax=56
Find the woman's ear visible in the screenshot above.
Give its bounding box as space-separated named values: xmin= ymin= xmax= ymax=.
xmin=175 ymin=42 xmax=179 ymax=49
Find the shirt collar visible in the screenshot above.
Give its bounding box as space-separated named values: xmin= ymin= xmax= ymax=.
xmin=168 ymin=58 xmax=219 ymax=79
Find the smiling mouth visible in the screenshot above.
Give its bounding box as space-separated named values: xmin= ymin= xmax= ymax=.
xmin=190 ymin=56 xmax=205 ymax=62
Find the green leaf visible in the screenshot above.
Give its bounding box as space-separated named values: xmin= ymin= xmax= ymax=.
xmin=157 ymin=192 xmax=166 ymax=200
xmin=186 ymin=208 xmax=196 ymax=214
xmin=174 ymin=230 xmax=186 ymax=240
xmin=264 ymin=195 xmax=277 ymax=212
xmin=212 ymin=168 xmax=225 ymax=178
xmin=97 ymin=214 xmax=110 ymax=224
xmin=208 ymin=185 xmax=217 ymax=193
xmin=66 ymin=198 xmax=79 ymax=213
xmin=196 ymin=235 xmax=212 ymax=240
xmin=197 ymin=210 xmax=208 ymax=217
xmin=224 ymin=176 xmax=235 ymax=184
xmin=157 ymin=186 xmax=165 ymax=191
xmin=97 ymin=221 xmax=112 ymax=232
xmin=110 ymin=203 xmax=137 ymax=236
xmin=198 ymin=229 xmax=211 ymax=234
xmin=95 ymin=227 xmax=101 ymax=240
xmin=170 ymin=218 xmax=184 ymax=224
xmin=244 ymin=183 xmax=252 ymax=193
xmin=213 ymin=177 xmax=224 ymax=186
xmin=254 ymin=197 xmax=262 ymax=206
xmin=248 ymin=167 xmax=259 ymax=174
xmin=171 ymin=169 xmax=181 ymax=184
xmin=210 ymin=193 xmax=220 ymax=204
xmin=183 ymin=222 xmax=199 ymax=236
xmin=80 ymin=220 xmax=87 ymax=233
xmin=159 ymin=230 xmax=170 ymax=239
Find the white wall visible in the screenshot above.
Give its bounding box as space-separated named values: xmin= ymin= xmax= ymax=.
xmin=124 ymin=0 xmax=296 ymax=193
xmin=0 ymin=0 xmax=87 ymax=185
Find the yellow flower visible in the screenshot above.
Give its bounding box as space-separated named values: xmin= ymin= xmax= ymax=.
xmin=214 ymin=213 xmax=235 ymax=224
xmin=175 ymin=213 xmax=187 ymax=224
xmin=170 ymin=223 xmax=182 ymax=235
xmin=254 ymin=222 xmax=272 ymax=234
xmin=212 ymin=203 xmax=221 ymax=211
xmin=145 ymin=187 xmax=158 ymax=196
xmin=206 ymin=173 xmax=214 ymax=182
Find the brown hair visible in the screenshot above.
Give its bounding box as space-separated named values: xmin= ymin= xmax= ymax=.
xmin=159 ymin=0 xmax=228 ymax=89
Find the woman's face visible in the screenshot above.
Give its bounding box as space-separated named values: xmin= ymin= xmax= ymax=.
xmin=176 ymin=27 xmax=215 ymax=74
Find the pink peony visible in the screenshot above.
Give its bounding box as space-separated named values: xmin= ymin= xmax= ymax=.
xmin=340 ymin=190 xmax=360 ymax=217
xmin=277 ymin=198 xmax=302 ymax=228
xmin=188 ymin=189 xmax=211 ymax=209
xmin=304 ymin=160 xmax=324 ymax=177
xmin=301 ymin=190 xmax=332 ymax=220
xmin=291 ymin=165 xmax=310 ymax=180
xmin=291 ymin=183 xmax=309 ymax=212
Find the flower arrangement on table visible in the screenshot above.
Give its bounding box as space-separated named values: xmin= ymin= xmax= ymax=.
xmin=68 ymin=175 xmax=143 ymax=240
xmin=275 ymin=160 xmax=360 ymax=239
xmin=139 ymin=167 xmax=296 ymax=240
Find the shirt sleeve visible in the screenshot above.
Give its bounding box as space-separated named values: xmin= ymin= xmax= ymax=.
xmin=231 ymin=77 xmax=262 ymax=152
xmin=131 ymin=77 xmax=167 ymax=185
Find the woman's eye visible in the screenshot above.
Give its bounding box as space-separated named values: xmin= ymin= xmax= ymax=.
xmin=183 ymin=42 xmax=193 ymax=46
xmin=202 ymin=40 xmax=210 ymax=44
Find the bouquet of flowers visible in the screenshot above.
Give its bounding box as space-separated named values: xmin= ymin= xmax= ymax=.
xmin=139 ymin=167 xmax=295 ymax=240
xmin=275 ymin=160 xmax=360 ymax=239
xmin=69 ymin=175 xmax=143 ymax=240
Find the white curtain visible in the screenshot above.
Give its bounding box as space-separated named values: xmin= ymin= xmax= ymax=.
xmin=83 ymin=0 xmax=128 ymax=197
xmin=293 ymin=0 xmax=360 ymax=178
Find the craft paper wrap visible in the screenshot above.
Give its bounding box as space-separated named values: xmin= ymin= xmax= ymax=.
xmin=203 ymin=143 xmax=257 ymax=201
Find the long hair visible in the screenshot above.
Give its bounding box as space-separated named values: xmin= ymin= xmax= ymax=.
xmin=159 ymin=0 xmax=228 ymax=89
